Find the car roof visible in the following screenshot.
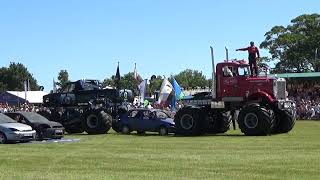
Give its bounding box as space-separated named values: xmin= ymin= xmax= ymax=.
xmin=7 ymin=111 xmax=36 ymax=115
xmin=129 ymin=108 xmax=164 ymax=112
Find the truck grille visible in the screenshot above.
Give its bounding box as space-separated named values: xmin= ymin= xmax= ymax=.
xmin=274 ymin=79 xmax=286 ymax=100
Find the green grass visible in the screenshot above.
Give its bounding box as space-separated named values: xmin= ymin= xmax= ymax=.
xmin=0 ymin=121 xmax=320 ymax=180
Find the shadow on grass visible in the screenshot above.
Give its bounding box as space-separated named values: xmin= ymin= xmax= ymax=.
xmin=66 ymin=130 xmax=286 ymax=138
xmin=107 ymin=132 xmax=247 ymax=137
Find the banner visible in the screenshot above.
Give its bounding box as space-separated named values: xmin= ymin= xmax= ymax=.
xmin=138 ymin=79 xmax=147 ymax=105
xmin=172 ymin=78 xmax=184 ymax=100
xmin=158 ymin=78 xmax=173 ymax=105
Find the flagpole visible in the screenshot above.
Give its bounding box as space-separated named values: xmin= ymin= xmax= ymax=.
xmin=24 ymin=80 xmax=27 ymax=104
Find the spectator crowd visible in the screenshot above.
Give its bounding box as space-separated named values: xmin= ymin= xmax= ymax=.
xmin=288 ymin=81 xmax=320 ymax=120
xmin=0 ymin=103 xmax=41 ymax=113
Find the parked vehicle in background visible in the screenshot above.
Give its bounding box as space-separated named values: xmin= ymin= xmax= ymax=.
xmin=114 ymin=109 xmax=175 ymax=136
xmin=6 ymin=112 xmax=64 ymax=140
xmin=0 ymin=113 xmax=36 ymax=144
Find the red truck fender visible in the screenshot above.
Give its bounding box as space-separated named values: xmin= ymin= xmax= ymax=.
xmin=246 ymin=91 xmax=275 ymax=104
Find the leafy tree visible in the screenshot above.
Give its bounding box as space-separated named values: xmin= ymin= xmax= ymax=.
xmin=57 ymin=70 xmax=70 ymax=88
xmin=102 ymin=76 xmax=116 ymax=87
xmin=174 ymin=69 xmax=207 ymax=89
xmin=121 ymin=72 xmax=140 ymax=94
xmin=102 ymin=72 xmax=140 ymax=95
xmin=0 ymin=81 xmax=7 ymax=92
xmin=0 ymin=62 xmax=39 ymax=91
xmin=148 ymin=75 xmax=163 ymax=95
xmin=260 ymin=13 xmax=320 ymax=73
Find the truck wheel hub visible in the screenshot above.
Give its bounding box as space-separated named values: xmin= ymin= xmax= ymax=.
xmin=244 ymin=113 xmax=258 ymax=129
xmin=87 ymin=115 xmax=98 ymax=128
xmin=180 ymin=114 xmax=194 ymax=130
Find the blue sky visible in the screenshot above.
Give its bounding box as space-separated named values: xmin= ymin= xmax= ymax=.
xmin=0 ymin=0 xmax=319 ymax=91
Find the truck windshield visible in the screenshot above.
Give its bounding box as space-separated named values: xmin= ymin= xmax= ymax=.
xmin=238 ymin=66 xmax=250 ymax=76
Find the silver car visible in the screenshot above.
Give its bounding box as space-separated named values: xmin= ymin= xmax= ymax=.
xmin=0 ymin=113 xmax=36 ymax=144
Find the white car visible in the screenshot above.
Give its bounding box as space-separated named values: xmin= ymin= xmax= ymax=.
xmin=0 ymin=113 xmax=36 ymax=144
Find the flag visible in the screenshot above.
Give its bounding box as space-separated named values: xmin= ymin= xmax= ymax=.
xmin=172 ymin=78 xmax=184 ymax=100
xmin=115 ymin=62 xmax=121 ymax=89
xmin=133 ymin=63 xmax=143 ymax=82
xmin=138 ymin=79 xmax=147 ymax=105
xmin=170 ymin=78 xmax=184 ymax=111
xmin=53 ymin=78 xmax=57 ymax=93
xmin=158 ymin=78 xmax=173 ymax=105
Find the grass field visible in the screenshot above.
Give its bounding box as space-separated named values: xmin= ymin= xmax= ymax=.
xmin=0 ymin=121 xmax=319 ymax=180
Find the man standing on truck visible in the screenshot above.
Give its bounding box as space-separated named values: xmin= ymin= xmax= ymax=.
xmin=236 ymin=41 xmax=260 ymax=76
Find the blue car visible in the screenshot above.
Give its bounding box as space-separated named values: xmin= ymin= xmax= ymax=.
xmin=116 ymin=109 xmax=175 ymax=136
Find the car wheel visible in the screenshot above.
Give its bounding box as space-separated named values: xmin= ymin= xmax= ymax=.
xmin=0 ymin=132 xmax=8 ymax=144
xmin=159 ymin=126 xmax=168 ymax=136
xmin=137 ymin=131 xmax=145 ymax=135
xmin=35 ymin=131 xmax=43 ymax=141
xmin=121 ymin=125 xmax=131 ymax=134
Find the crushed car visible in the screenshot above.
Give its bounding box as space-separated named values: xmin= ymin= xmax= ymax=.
xmin=6 ymin=112 xmax=64 ymax=140
xmin=114 ymin=108 xmax=175 ymax=136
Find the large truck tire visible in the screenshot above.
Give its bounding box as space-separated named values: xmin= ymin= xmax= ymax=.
xmin=174 ymin=107 xmax=205 ymax=136
xmin=60 ymin=109 xmax=84 ymax=134
xmin=277 ymin=110 xmax=296 ymax=133
xmin=238 ymin=105 xmax=274 ymax=136
xmin=64 ymin=123 xmax=84 ymax=134
xmin=83 ymin=110 xmax=112 ymax=134
xmin=112 ymin=119 xmax=121 ymax=133
xmin=206 ymin=112 xmax=232 ymax=134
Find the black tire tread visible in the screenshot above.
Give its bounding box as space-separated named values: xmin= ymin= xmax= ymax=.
xmin=83 ymin=110 xmax=112 ymax=134
xmin=238 ymin=105 xmax=273 ymax=136
xmin=174 ymin=106 xmax=204 ymax=136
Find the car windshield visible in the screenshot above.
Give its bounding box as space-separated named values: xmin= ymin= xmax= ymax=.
xmin=0 ymin=113 xmax=16 ymax=123
xmin=19 ymin=112 xmax=50 ymax=123
xmin=155 ymin=111 xmax=169 ymax=119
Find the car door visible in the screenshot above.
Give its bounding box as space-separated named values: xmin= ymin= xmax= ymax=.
xmin=126 ymin=110 xmax=140 ymax=131
xmin=139 ymin=110 xmax=155 ymax=131
xmin=154 ymin=111 xmax=170 ymax=129
xmin=151 ymin=111 xmax=163 ymax=132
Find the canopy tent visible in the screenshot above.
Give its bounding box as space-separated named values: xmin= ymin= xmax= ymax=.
xmin=268 ymin=72 xmax=320 ymax=78
xmin=0 ymin=91 xmax=48 ymax=105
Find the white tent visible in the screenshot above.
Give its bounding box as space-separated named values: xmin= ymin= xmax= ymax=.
xmin=6 ymin=91 xmax=48 ymax=104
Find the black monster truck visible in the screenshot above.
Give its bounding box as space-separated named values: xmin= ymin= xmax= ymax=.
xmin=40 ymin=79 xmax=132 ymax=134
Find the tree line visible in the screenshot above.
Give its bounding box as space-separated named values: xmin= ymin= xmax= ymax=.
xmin=102 ymin=69 xmax=210 ymax=96
xmin=0 ymin=62 xmax=39 ymax=92
xmin=1 ymin=13 xmax=319 ymax=92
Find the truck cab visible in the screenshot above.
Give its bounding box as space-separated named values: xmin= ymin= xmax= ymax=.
xmin=216 ymin=60 xmax=273 ymax=102
xmin=215 ymin=60 xmax=288 ymax=108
